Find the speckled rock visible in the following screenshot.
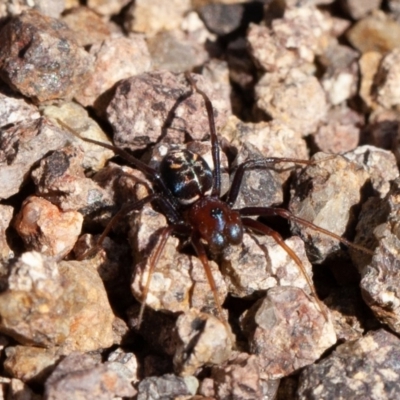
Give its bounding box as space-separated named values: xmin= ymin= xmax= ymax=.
xmin=75 ymin=35 xmax=151 ymax=109
xmin=208 ymin=353 xmax=279 ymax=400
xmin=31 ymin=145 xmax=113 ymax=214
xmin=344 ymin=145 xmax=399 ymax=198
xmin=14 ymin=196 xmax=83 ymax=259
xmin=221 ymin=234 xmax=314 ymax=299
xmin=0 ymin=118 xmax=70 ymax=200
xmin=62 ymin=6 xmax=112 ymax=47
xmin=255 ymin=69 xmax=328 ymax=135
xmin=0 ymin=10 xmax=93 ymax=103
xmin=359 ymin=179 xmax=400 ymax=334
xmin=374 ymin=48 xmax=400 ymax=109
xmin=289 ymin=153 xmax=370 ymax=263
xmin=42 ymin=102 xmax=114 ymax=172
xmin=242 ymin=286 xmax=336 ymax=380
xmin=0 ymin=252 xmax=115 ymax=353
xmin=298 ymin=329 xmax=400 ymax=400
xmin=44 ymin=352 xmax=136 ymax=400
xmin=247 ymin=7 xmax=332 ymax=74
xmin=106 ymin=71 xmax=230 ymax=151
xmin=174 ymin=309 xmax=233 ymax=376
xmin=0 ymin=82 xmax=40 ymax=128
xmin=313 ymin=105 xmax=362 ymax=154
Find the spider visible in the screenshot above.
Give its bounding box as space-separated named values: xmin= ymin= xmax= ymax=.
xmin=58 ymin=73 xmax=372 ymax=326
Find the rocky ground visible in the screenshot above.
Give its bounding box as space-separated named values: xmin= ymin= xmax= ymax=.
xmin=1 ymin=0 xmax=400 ymax=399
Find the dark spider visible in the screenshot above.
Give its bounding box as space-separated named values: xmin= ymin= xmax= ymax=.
xmin=58 ymin=73 xmax=373 ymax=326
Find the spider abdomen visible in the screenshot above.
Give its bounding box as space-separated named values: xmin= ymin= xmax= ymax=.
xmin=160 ymin=149 xmax=213 ymax=205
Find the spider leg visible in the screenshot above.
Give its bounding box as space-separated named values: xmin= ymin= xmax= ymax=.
xmin=185 ymin=73 xmax=221 ymax=198
xmin=239 ymin=207 xmax=374 ymax=255
xmin=77 ymin=193 xmax=182 ymax=261
xmin=226 ymin=157 xmax=316 ymax=207
xmin=56 ymin=118 xmax=180 ymax=210
xmin=190 ymin=232 xmax=225 ymax=323
xmin=241 ymin=217 xmax=328 ymax=320
xmin=137 ymin=225 xmax=176 ymax=326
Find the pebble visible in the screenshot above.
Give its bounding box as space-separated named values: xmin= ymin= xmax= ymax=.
xmin=0 ymin=10 xmax=93 ymax=103
xmin=298 ymin=329 xmax=400 ymax=400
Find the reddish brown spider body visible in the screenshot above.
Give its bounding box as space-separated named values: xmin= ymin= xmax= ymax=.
xmin=58 ymin=72 xmax=373 ymax=326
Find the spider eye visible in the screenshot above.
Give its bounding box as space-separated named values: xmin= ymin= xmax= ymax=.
xmin=227 ymin=222 xmax=243 ymax=245
xmin=210 ymin=232 xmax=226 ymax=252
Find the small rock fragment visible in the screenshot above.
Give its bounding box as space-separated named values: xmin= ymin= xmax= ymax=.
xmin=31 ymin=145 xmax=113 ymax=214
xmin=344 ymin=145 xmax=399 ymax=197
xmin=222 ymin=234 xmax=314 ymax=298
xmin=359 ymin=51 xmax=382 ymax=108
xmin=174 ymin=309 xmax=233 ymax=376
xmin=347 ymin=12 xmax=400 ymax=53
xmin=147 ymin=30 xmax=208 ymax=74
xmin=14 ymin=196 xmax=83 ymax=259
xmin=62 ymin=6 xmax=112 ymax=47
xmin=124 ymin=0 xmax=191 ymax=37
xmin=45 ymin=352 xmax=136 ymax=400
xmin=320 ymin=43 xmax=359 ymax=105
xmin=4 ymin=345 xmax=62 ymax=384
xmin=374 ymin=48 xmax=400 ymax=109
xmin=255 ymin=69 xmax=328 ymax=135
xmin=313 ymin=105 xmax=362 ymax=154
xmin=107 ymin=71 xmax=229 ymax=151
xmin=341 ymin=0 xmax=382 ymax=20
xmin=137 ymin=374 xmax=198 ymax=400
xmin=0 ymin=252 xmax=115 ymax=353
xmin=86 ymin=0 xmax=130 ymax=16
xmin=209 ymin=353 xmax=264 ymax=400
xmin=247 ymin=7 xmax=331 ymax=74
xmin=242 ymin=286 xmax=336 ymax=380
xmin=298 ymin=329 xmax=400 ymax=400
xmin=359 ymin=179 xmax=400 ymax=333
xmin=8 ymin=378 xmax=40 ymax=400
xmin=42 ymin=102 xmax=114 ymax=172
xmin=0 ymin=82 xmax=40 ymax=128
xmin=0 ymin=205 xmax=13 ymax=264
xmin=289 ymin=153 xmax=370 ymax=262
xmin=0 ymin=10 xmax=93 ymax=103
xmin=0 ymin=118 xmax=70 ymax=200
xmin=75 ymin=35 xmax=151 ymax=109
